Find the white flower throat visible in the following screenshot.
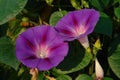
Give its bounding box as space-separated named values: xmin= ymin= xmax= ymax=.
xmin=39 ymin=51 xmax=47 ymax=58
xmin=36 ymin=45 xmax=49 ymax=59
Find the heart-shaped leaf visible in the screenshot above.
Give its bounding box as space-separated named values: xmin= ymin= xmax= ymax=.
xmin=94 ymin=12 xmax=113 ymax=37
xmin=75 ymin=74 xmax=93 ymax=80
xmin=0 ymin=0 xmax=28 ymax=25
xmin=108 ymin=36 xmax=120 ymax=78
xmin=0 ymin=36 xmax=20 ymax=70
xmin=57 ymin=75 xmax=72 ymax=80
xmin=52 ymin=40 xmax=92 ymax=75
xmin=49 ymin=11 xmax=67 ymax=26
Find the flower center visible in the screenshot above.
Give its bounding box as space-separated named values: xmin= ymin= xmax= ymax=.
xmin=36 ymin=45 xmax=49 ymax=59
xmin=39 ymin=51 xmax=47 ymax=59
xmin=74 ymin=24 xmax=86 ymax=37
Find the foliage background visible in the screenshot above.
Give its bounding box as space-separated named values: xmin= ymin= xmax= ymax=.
xmin=0 ymin=0 xmax=120 ymax=80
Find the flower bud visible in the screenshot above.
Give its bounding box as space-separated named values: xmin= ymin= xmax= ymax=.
xmin=95 ymin=58 xmax=104 ymax=80
xmin=94 ymin=38 xmax=101 ymax=50
xmin=30 ymin=68 xmax=38 ymax=80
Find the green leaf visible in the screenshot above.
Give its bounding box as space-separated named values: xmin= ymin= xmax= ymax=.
xmin=75 ymin=74 xmax=93 ymax=80
xmin=101 ymin=0 xmax=110 ymax=7
xmin=114 ymin=7 xmax=120 ymax=18
xmin=70 ymin=0 xmax=81 ymax=10
xmin=103 ymin=77 xmax=113 ymax=80
xmin=89 ymin=0 xmax=111 ymax=11
xmin=49 ymin=11 xmax=67 ymax=26
xmin=0 ymin=23 xmax=8 ymax=37
xmin=89 ymin=0 xmax=103 ymax=11
xmin=38 ymin=73 xmax=48 ymax=80
xmin=57 ymin=75 xmax=72 ymax=80
xmin=45 ymin=0 xmax=53 ymax=6
xmin=52 ymin=40 xmax=92 ymax=75
xmin=0 ymin=0 xmax=28 ymax=25
xmin=7 ymin=19 xmax=26 ymax=43
xmin=114 ymin=0 xmax=120 ymax=3
xmin=94 ymin=12 xmax=112 ymax=37
xmin=0 ymin=36 xmax=20 ymax=70
xmin=108 ymin=36 xmax=120 ymax=78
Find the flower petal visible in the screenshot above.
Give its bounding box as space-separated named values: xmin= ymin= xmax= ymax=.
xmin=37 ymin=58 xmax=54 ymax=70
xmin=21 ymin=59 xmax=39 ymax=68
xmin=48 ymin=42 xmax=68 ymax=66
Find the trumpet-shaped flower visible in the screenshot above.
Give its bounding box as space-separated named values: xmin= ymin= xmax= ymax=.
xmin=16 ymin=25 xmax=68 ymax=71
xmin=55 ymin=9 xmax=100 ymax=48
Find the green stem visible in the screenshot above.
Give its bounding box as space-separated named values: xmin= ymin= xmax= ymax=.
xmin=88 ymin=47 xmax=97 ymax=75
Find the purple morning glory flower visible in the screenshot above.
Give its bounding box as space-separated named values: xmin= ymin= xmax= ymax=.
xmin=55 ymin=9 xmax=100 ymax=48
xmin=16 ymin=25 xmax=68 ymax=71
